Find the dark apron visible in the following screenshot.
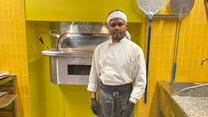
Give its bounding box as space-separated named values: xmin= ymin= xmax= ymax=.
xmin=97 ymin=82 xmax=134 ymax=117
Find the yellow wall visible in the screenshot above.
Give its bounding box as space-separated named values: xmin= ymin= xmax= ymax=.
xmin=139 ymin=0 xmax=208 ymax=116
xmin=24 ymin=0 xmax=143 ymax=22
xmin=0 ymin=0 xmax=30 ymax=117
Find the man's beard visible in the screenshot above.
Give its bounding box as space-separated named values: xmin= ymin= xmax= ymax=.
xmin=112 ymin=35 xmax=125 ymax=40
xmin=112 ymin=32 xmax=125 ymax=40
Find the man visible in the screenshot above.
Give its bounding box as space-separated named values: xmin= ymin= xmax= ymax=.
xmin=87 ymin=10 xmax=146 ymax=117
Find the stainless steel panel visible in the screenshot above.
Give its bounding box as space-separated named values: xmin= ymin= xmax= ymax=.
xmin=59 ymin=75 xmax=89 ymax=85
xmin=57 ymin=33 xmax=109 ymax=51
xmin=51 ymin=22 xmax=109 ymax=34
xmin=51 ymin=57 xmax=58 ymax=84
xmin=43 ymin=48 xmax=94 ymax=57
xmin=58 ymin=57 xmax=92 ymax=65
xmin=169 ymin=82 xmax=202 ymax=93
xmin=51 ymin=57 xmax=92 ymax=85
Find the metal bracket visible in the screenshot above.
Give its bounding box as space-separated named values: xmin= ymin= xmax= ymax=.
xmin=146 ymin=14 xmax=186 ymax=18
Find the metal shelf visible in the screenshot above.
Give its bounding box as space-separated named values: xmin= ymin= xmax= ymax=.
xmin=0 ymin=77 xmax=17 ymax=117
xmin=146 ymin=14 xmax=185 ymax=18
xmin=0 ymin=78 xmax=15 ymax=86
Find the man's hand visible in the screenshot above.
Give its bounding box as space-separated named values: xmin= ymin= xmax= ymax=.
xmin=118 ymin=101 xmax=134 ymax=117
xmin=91 ymin=98 xmax=99 ymax=115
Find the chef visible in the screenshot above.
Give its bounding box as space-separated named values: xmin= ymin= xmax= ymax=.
xmin=87 ymin=10 xmax=146 ymax=117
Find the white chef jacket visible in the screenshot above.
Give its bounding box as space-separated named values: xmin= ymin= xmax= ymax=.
xmin=87 ymin=37 xmax=146 ymax=104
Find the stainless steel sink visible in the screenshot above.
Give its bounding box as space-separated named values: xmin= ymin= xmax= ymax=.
xmin=169 ymin=82 xmax=202 ymax=93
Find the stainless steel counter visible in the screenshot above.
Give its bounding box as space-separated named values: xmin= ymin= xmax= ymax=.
xmin=157 ymin=81 xmax=179 ymax=96
xmin=157 ymin=81 xmax=208 ymax=117
xmin=157 ymin=81 xmax=180 ymax=117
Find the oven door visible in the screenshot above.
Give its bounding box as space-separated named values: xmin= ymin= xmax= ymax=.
xmin=51 ymin=57 xmax=92 ymax=85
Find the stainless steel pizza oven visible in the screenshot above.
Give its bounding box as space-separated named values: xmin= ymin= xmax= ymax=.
xmin=42 ymin=22 xmax=110 ymax=85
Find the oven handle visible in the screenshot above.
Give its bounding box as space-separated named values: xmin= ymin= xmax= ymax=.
xmin=49 ymin=29 xmax=60 ymax=38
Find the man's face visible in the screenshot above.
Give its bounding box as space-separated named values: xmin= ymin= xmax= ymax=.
xmin=107 ymin=18 xmax=128 ymax=41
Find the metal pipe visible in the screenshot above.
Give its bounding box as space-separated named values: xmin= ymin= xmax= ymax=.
xmin=201 ymin=59 xmax=208 ymax=65
xmin=172 ymin=18 xmax=182 ymax=82
xmin=146 ymin=14 xmax=186 ymax=18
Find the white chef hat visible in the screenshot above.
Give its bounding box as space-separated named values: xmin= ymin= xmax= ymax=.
xmin=107 ymin=10 xmax=131 ymax=40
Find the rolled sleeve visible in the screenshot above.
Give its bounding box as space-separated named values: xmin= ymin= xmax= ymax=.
xmin=87 ymin=82 xmax=99 ymax=92
xmin=129 ymin=97 xmax=138 ymax=104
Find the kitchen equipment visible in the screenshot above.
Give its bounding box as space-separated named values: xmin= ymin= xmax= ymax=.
xmin=170 ymin=0 xmax=195 ymax=81
xmin=137 ymin=0 xmax=167 ymax=103
xmin=42 ymin=22 xmax=110 ymax=85
xmin=169 ymin=82 xmax=202 ymax=93
xmin=38 ymin=37 xmax=49 ymax=49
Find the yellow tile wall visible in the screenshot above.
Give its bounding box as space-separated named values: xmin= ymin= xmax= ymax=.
xmin=1 ymin=0 xmax=208 ymax=117
xmin=0 ymin=0 xmax=30 ymax=117
xmin=139 ymin=0 xmax=208 ymax=116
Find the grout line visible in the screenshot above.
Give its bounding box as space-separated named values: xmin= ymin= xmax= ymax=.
xmin=180 ymin=19 xmax=186 ymax=81
xmin=191 ymin=10 xmax=200 ymax=81
xmin=0 ymin=31 xmax=26 ymax=33
xmin=158 ymin=21 xmax=163 ymax=81
xmin=200 ymin=1 xmax=206 ymax=80
xmin=186 ymin=18 xmax=194 ymax=81
xmin=185 ymin=19 xmax=193 ymax=81
xmin=2 ymin=1 xmax=9 ymax=71
xmin=0 ymin=8 xmax=24 ymax=9
xmin=0 ymin=19 xmax=25 ymax=21
xmin=164 ymin=21 xmax=172 ymax=79
xmin=142 ymin=33 xmax=208 ymax=36
xmin=154 ymin=22 xmax=159 ymax=81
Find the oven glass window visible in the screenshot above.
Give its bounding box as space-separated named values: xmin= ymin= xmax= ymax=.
xmin=68 ymin=65 xmax=91 ymax=75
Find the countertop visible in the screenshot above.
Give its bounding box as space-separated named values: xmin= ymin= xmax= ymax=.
xmin=171 ymin=96 xmax=208 ymax=117
xmin=157 ymin=81 xmax=208 ymax=117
